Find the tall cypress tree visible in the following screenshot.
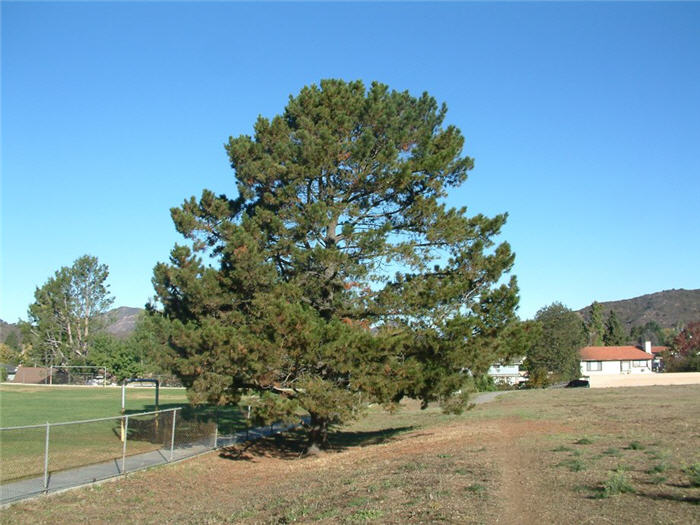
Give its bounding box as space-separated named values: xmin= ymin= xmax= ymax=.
xmin=603 ymin=310 xmax=627 ymax=346
xmin=586 ymin=301 xmax=605 ymax=346
xmin=151 ymin=80 xmax=518 ymax=450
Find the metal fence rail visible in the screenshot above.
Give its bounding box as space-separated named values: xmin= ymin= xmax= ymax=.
xmin=0 ymin=410 xmax=307 ymax=505
xmin=0 ymin=408 xmax=216 ymax=504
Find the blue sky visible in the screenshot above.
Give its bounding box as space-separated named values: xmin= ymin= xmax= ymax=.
xmin=2 ymin=2 xmax=699 ymax=323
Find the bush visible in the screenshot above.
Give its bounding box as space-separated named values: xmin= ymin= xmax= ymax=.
xmin=473 ymin=374 xmax=497 ymax=392
xmin=601 ymin=470 xmax=635 ymax=498
xmin=683 ymin=463 xmax=700 ymax=487
xmin=527 ymin=368 xmax=550 ymax=389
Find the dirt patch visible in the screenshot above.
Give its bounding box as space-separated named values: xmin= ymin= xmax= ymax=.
xmin=3 ymin=386 xmax=699 ymax=524
xmin=488 ymin=419 xmax=571 ymax=524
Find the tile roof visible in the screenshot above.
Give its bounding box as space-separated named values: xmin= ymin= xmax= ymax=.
xmin=12 ymin=366 xmax=50 ymax=384
xmin=579 ymin=346 xmax=653 ymax=361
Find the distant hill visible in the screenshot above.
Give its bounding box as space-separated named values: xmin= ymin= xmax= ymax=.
xmin=0 ymin=306 xmax=144 ymax=343
xmin=576 ymin=289 xmax=700 ymax=329
xmin=0 ymin=319 xmax=22 ymax=345
xmin=102 ymin=306 xmax=144 ymax=338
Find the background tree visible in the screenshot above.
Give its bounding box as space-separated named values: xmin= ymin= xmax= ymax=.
xmin=585 ymin=301 xmax=605 ymax=346
xmin=603 ymin=310 xmax=627 ymax=346
xmin=23 ymin=255 xmax=114 ymax=365
xmin=151 ymin=79 xmax=518 ymax=450
xmin=666 ymin=321 xmax=700 ymax=372
xmin=3 ymin=331 xmax=21 ymax=353
xmin=629 ymin=321 xmax=666 ymax=346
xmin=524 ymin=302 xmax=586 ymax=384
xmin=87 ymin=333 xmax=145 ymax=382
xmin=0 ymin=343 xmax=21 ymax=364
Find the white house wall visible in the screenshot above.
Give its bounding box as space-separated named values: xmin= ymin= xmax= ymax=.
xmin=487 ymin=364 xmax=522 ymax=385
xmin=580 ymin=360 xmax=652 ymax=376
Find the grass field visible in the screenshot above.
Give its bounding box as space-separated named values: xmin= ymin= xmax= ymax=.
xmin=0 ymin=384 xmax=189 ymax=427
xmin=2 ymin=385 xmax=699 ymax=523
xmin=0 ymin=385 xmax=246 ymax=483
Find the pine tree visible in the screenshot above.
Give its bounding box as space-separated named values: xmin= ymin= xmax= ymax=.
xmin=603 ymin=310 xmax=627 ymax=346
xmin=586 ymin=301 xmax=605 ymax=346
xmin=151 ymin=80 xmax=518 ymax=450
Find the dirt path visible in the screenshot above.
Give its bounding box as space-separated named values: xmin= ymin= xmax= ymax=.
xmin=490 ymin=419 xmax=567 ymax=525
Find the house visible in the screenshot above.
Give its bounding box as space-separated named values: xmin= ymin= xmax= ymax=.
xmin=579 ymin=344 xmax=653 ymax=376
xmin=12 ymin=366 xmax=51 ymax=384
xmin=645 ymin=342 xmax=668 ymax=372
xmin=487 ymin=358 xmax=527 ymax=386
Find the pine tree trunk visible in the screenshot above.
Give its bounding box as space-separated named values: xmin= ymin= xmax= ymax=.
xmin=307 ymin=412 xmax=330 ymax=454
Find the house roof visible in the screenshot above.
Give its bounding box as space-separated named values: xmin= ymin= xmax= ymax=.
xmin=650 ymin=346 xmax=668 ymax=355
xmin=579 ymin=346 xmax=653 ymax=361
xmin=12 ymin=366 xmax=50 ymax=384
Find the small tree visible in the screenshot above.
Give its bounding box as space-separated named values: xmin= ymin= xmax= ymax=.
xmin=0 ymin=343 xmax=21 ymax=364
xmin=666 ymin=321 xmax=700 ymax=372
xmin=525 ymin=302 xmax=585 ymax=382
xmin=23 ymin=255 xmax=114 ymax=365
xmin=88 ymin=333 xmax=145 ymax=382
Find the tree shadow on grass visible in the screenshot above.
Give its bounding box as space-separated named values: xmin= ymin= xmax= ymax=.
xmin=330 ymin=426 xmax=417 ymax=449
xmin=218 ymin=425 xmax=415 ymax=462
xmin=634 ymin=490 xmax=700 ymax=505
xmin=134 ymin=403 xmax=247 ymax=434
xmin=582 ymin=483 xmax=700 ymax=505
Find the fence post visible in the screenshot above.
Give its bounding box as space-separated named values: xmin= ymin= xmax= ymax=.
xmin=43 ymin=421 xmax=50 ymax=492
xmin=214 ymin=422 xmax=218 ymax=449
xmin=122 ymin=415 xmax=129 ymax=474
xmin=170 ymin=409 xmax=177 ymax=461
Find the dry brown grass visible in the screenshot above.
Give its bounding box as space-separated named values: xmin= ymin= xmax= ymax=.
xmin=2 ymin=386 xmax=699 ymax=524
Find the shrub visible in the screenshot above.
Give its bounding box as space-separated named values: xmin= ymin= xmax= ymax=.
xmin=650 ymin=475 xmax=667 ymax=485
xmin=466 ymin=483 xmax=486 ymax=494
xmin=557 ymin=459 xmax=586 ymax=472
xmin=601 ymin=470 xmax=635 ymax=498
xmin=527 ymin=368 xmax=550 ymax=389
xmin=553 ymin=445 xmax=573 ymax=453
xmin=683 ymin=463 xmax=700 ymax=487
xmin=646 ymin=463 xmax=668 ymax=474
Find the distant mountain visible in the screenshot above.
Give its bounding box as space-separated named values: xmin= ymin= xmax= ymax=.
xmin=0 ymin=306 xmax=144 ymax=343
xmin=102 ymin=306 xmax=144 ymax=338
xmin=576 ymin=289 xmax=700 ymax=329
xmin=0 ymin=319 xmax=22 ymax=345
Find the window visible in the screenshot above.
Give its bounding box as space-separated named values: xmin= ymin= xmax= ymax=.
xmin=632 ymin=360 xmax=648 ymax=367
xmin=586 ymin=361 xmax=602 ymax=371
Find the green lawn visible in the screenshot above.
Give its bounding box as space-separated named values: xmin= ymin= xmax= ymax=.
xmin=0 ymin=384 xmax=189 ymax=427
xmin=0 ymin=384 xmax=247 ymax=483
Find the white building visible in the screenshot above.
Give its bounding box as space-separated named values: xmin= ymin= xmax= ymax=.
xmin=487 ymin=358 xmax=526 ymax=386
xmin=579 ymin=344 xmax=653 ymax=376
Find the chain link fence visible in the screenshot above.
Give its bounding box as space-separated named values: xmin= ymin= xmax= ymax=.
xmin=0 ymin=408 xmax=216 ymax=504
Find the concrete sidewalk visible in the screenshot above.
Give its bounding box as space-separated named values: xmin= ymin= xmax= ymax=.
xmin=0 ymin=421 xmax=300 ymax=505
